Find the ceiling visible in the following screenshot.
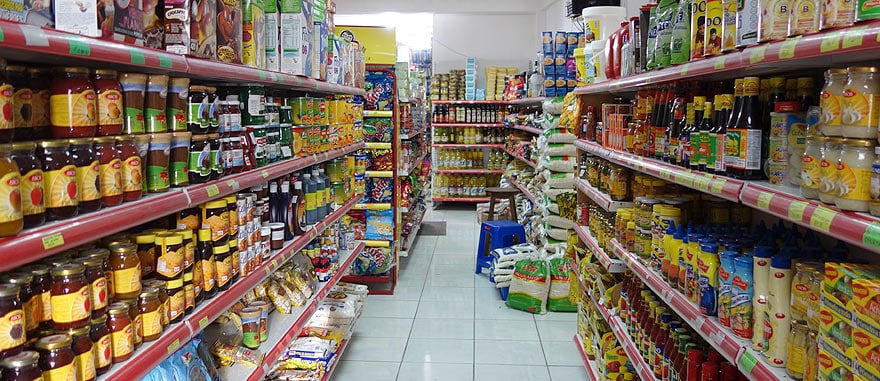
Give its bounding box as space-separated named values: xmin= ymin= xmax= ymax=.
xmin=333 ymin=0 xmax=557 ymax=15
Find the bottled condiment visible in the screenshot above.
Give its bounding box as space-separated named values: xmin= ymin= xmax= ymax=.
xmin=188 ymin=134 xmax=212 ymax=184
xmin=167 ymin=78 xmax=190 ymax=132
xmin=197 ymin=229 xmax=217 ymax=300
xmin=114 ymin=136 xmax=142 ymax=202
xmin=786 ymin=320 xmax=810 ymax=379
xmin=731 ymin=255 xmax=754 ymax=339
xmin=64 ymin=325 xmax=95 ymax=381
xmin=146 ymin=133 xmax=172 ymax=193
xmin=214 ymin=243 xmax=232 ymax=291
xmin=105 ymin=303 xmax=132 ymax=363
xmin=117 ymin=299 xmax=141 ymax=348
xmin=155 ymin=232 xmax=184 ymax=280
xmin=93 ymin=136 xmax=122 ymax=207
xmin=50 ymin=67 xmax=97 ymax=138
xmin=141 ymin=280 xmax=169 ymax=328
xmin=33 ymin=334 xmax=76 ymax=381
xmin=728 ymin=77 xmax=765 ymax=179
xmin=77 ymin=255 xmax=108 ymax=317
xmin=835 ymin=138 xmax=876 ymax=211
xmin=0 ymin=284 xmax=25 ymax=358
xmin=818 ymin=137 xmax=845 ymax=204
xmin=840 ymin=67 xmax=880 ymax=139
xmin=88 ymin=315 xmax=111 ymax=375
xmin=91 ymin=69 xmax=123 ymax=136
xmin=10 ymin=142 xmax=44 ymax=228
xmin=82 ymin=249 xmax=113 ymax=302
xmin=24 ymin=265 xmax=52 ymax=330
xmin=37 ymin=140 xmax=77 ymax=220
xmin=0 ymin=351 xmax=42 ymax=381
xmin=764 ymin=254 xmax=793 ymax=366
xmin=165 ymin=276 xmax=184 ymax=324
xmin=118 ymin=72 xmax=147 ymax=134
xmin=137 ymin=287 xmax=162 ymax=341
xmin=134 ymin=233 xmax=157 ymax=280
xmin=69 ymin=138 xmax=101 ymax=213
xmin=145 ymin=75 xmax=169 ymax=133
xmin=6 ymin=65 xmax=34 ymax=142
xmin=108 ymin=242 xmax=142 ymax=300
xmin=50 ymin=264 xmax=90 ymax=330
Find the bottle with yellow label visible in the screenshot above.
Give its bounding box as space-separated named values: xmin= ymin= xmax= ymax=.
xmin=802 ymin=136 xmax=827 ymax=200
xmin=840 ymin=67 xmax=880 ymax=139
xmin=835 ymin=138 xmax=876 ymax=211
xmin=33 ymin=334 xmax=77 ymax=381
xmin=818 ymin=137 xmax=844 ymax=204
xmin=0 ymin=144 xmax=22 ymax=237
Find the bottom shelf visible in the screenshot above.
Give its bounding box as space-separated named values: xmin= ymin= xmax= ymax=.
xmin=432 ymin=197 xmax=491 ymax=202
xmin=590 ymin=295 xmax=658 ymax=381
xmin=573 ymin=334 xmax=602 ymax=381
xmin=319 ymin=313 xmax=363 ymax=381
xmin=399 ymin=207 xmax=427 ymax=257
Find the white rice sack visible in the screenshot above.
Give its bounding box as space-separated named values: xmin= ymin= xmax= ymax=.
xmin=540 ymin=157 xmax=577 ymax=173
xmin=545 ymin=172 xmax=575 ymax=189
xmin=542 ymin=128 xmax=577 ymax=143
xmin=542 ymin=97 xmax=564 ymax=115
xmin=493 ymin=268 xmax=515 ymax=276
xmin=545 ymin=215 xmax=576 ymax=230
xmin=494 ymin=274 xmax=513 ymax=283
xmin=542 ymin=115 xmax=561 ymax=130
xmin=543 ymin=144 xmax=577 ymax=157
xmin=547 ymin=257 xmax=578 ymax=312
xmin=545 ymin=203 xmax=560 ymax=215
xmin=496 ymin=281 xmax=511 ymax=288
xmin=547 ymin=227 xmax=572 ymax=241
xmin=543 ymin=188 xmax=577 ymax=199
xmin=506 ymin=259 xmax=550 ymax=314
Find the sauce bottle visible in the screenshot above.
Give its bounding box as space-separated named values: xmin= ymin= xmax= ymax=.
xmin=731 ymin=255 xmax=754 ymax=339
xmin=698 ymin=241 xmax=720 ymax=316
xmin=291 ymin=181 xmax=306 ymax=236
xmin=752 ymin=245 xmax=775 ymax=351
xmin=764 ymin=254 xmax=793 ymax=367
xmin=303 ymin=173 xmax=317 ymax=225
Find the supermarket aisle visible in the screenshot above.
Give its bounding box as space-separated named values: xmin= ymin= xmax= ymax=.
xmin=332 ymin=205 xmax=589 ymax=381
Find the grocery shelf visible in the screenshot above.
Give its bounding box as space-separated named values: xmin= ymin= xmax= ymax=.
xmin=318 ymin=316 xmax=362 ymax=381
xmin=510 ymin=124 xmax=544 ymax=134
xmin=219 ymin=241 xmax=365 ymax=381
xmin=507 ymin=97 xmax=546 ymax=106
xmin=364 ymin=142 xmax=393 ymax=150
xmin=435 ymin=169 xmax=504 ymax=174
xmin=102 ymin=196 xmax=362 ymax=381
xmin=364 ymin=110 xmax=394 ymax=117
xmin=431 ymin=123 xmax=505 ymax=128
xmin=431 ymin=100 xmax=506 ymax=104
xmin=573 ymin=334 xmax=603 ymax=381
xmin=507 ymin=176 xmax=536 ymax=204
xmin=573 ymin=20 xmax=880 ymax=95
xmin=504 ymin=147 xmax=537 ymax=169
xmin=183 ymin=59 xmax=365 ymax=95
xmin=398 ymin=152 xmax=428 ymax=177
xmin=574 ymin=139 xmax=744 ymax=202
xmin=341 ymin=273 xmax=393 ymax=284
xmin=353 ymin=203 xmax=393 ymax=210
xmin=365 ymin=170 xmax=394 ymax=178
xmin=399 ymin=206 xmax=427 ymax=257
xmin=0 ymin=142 xmax=365 ymax=272
xmin=432 ymin=143 xmax=505 ymax=149
xmin=575 ymin=178 xmax=634 ymax=213
xmin=400 ymin=126 xmax=428 ymax=140
xmin=589 ymin=294 xmax=658 ymax=381
xmin=573 ymin=225 xmax=626 ymax=273
xmin=607 ymin=238 xmax=789 ymax=381
xmin=432 ymin=197 xmax=491 ymax=202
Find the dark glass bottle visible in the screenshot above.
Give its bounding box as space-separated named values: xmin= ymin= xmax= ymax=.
xmin=712 ymin=93 xmax=732 ymax=176
xmin=678 ymin=103 xmax=696 ymax=168
xmin=666 ymin=88 xmax=687 ymax=165
xmin=689 ymin=97 xmax=706 ymax=171
xmin=699 ymin=100 xmax=715 ymax=173
xmin=728 ymin=77 xmax=764 ymax=179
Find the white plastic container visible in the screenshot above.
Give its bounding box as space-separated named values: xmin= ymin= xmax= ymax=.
xmin=582 ymin=6 xmax=628 ymax=41
xmin=590 ymin=40 xmax=608 ymax=83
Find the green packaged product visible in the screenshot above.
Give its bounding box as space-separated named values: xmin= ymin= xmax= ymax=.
xmin=506 ymin=259 xmax=550 ymax=314
xmin=547 ymin=257 xmax=578 ymax=312
xmin=646 ymin=6 xmax=659 ymax=70
xmin=670 ymin=0 xmax=692 ymax=64
xmin=857 ymin=0 xmax=880 ymax=21
xmin=654 ymin=0 xmax=678 ymax=69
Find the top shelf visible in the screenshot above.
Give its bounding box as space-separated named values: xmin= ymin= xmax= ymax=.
xmin=574 ymin=20 xmax=880 ymax=94
xmin=0 ymin=21 xmax=364 ymax=96
xmin=431 ymin=100 xmax=507 ymax=104
xmin=507 ymin=97 xmax=546 ymax=106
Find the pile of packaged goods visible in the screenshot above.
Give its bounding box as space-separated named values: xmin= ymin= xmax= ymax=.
xmin=486 ymin=66 xmax=517 ymax=101
xmin=343 ymin=211 xmax=395 ymax=276
xmin=399 ymin=139 xmax=429 ymax=175
xmin=266 ymin=282 xmax=367 ymax=380
xmin=430 ymin=71 xmax=465 ymax=101
xmin=541 ymin=31 xmax=586 ymax=94
xmin=398 ymin=102 xmax=427 ymax=136
xmin=434 ymin=127 xmax=507 ymax=144
xmin=0 ymin=0 xmax=364 ymax=85
xmin=500 ymin=242 xmax=577 ymax=314
xmin=141 ymin=336 xmax=220 ymax=380
xmin=431 ymin=103 xmax=507 ymax=125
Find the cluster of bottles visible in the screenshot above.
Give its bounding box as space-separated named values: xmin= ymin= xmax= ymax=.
xmin=431 ymin=104 xmax=506 ymax=124
xmin=433 ymin=127 xmax=507 ymax=144
xmin=268 ymin=165 xmax=344 ymax=231
xmin=433 ymin=174 xmax=500 ymax=198
xmin=436 ymin=149 xmax=507 ymax=170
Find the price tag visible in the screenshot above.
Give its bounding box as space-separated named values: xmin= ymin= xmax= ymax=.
xmin=226 ymin=179 xmax=236 ymax=188
xmin=788 ymin=200 xmax=809 ymax=221
xmin=739 ymin=351 xmax=758 ymax=374
xmin=278 ymin=74 xmax=285 ymax=83
xmin=198 ymin=316 xmax=209 ymax=328
xmin=680 ymin=64 xmax=689 ymax=77
xmin=265 ymin=266 xmax=272 ymax=275
xmin=295 ymin=77 xmax=303 ymax=85
xmin=842 ymin=26 xmax=867 ymax=49
xmin=157 ymin=53 xmax=173 ymax=68
xmin=710 ymin=178 xmax=727 ymax=193
xmin=820 ymin=32 xmax=841 ymax=52
xmin=0 ymin=26 xmax=4 ymax=42
xmin=68 ymin=38 xmax=90 ymax=56
xmin=779 ymin=38 xmax=799 ymax=59
xmin=258 ymin=71 xmax=267 ymax=80
xmin=810 ymin=206 xmax=836 ymax=232
xmin=166 ymin=339 xmax=181 ymax=354
xmin=272 ymin=259 xmax=278 ymax=268
xmin=714 ymin=56 xmax=726 ymax=70
xmin=710 ymin=331 xmax=727 ymax=346
xmin=261 ymin=170 xmax=269 ymax=178
xmin=130 ymin=50 xmax=146 ymax=65
xmin=862 ymin=222 xmax=880 ymax=249
xmin=749 ymin=45 xmax=767 ymax=64
xmin=206 ymin=184 xmax=220 ymax=197
xmin=41 ymin=233 xmax=65 ymax=250
xmin=757 ymin=192 xmax=774 ymax=210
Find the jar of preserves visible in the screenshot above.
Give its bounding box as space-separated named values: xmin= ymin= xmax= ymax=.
xmin=33 ymin=334 xmax=76 ymax=380
xmin=0 ymin=284 xmax=25 ymax=358
xmin=134 ymin=134 xmax=149 ymax=194
xmin=50 ymin=264 xmax=90 ymax=330
xmin=0 ymin=61 xmax=13 ymax=143
xmin=608 ymin=165 xmax=631 ymax=201
xmin=165 ymin=276 xmax=184 ymax=324
xmin=0 ymin=274 xmax=37 ymax=339
xmin=167 ymin=78 xmax=190 ymax=132
xmin=208 ymin=133 xmax=222 ymax=179
xmin=23 ymin=264 xmax=52 ymax=329
xmin=0 ymin=351 xmax=42 ymax=381
xmin=187 ymin=86 xmax=209 ymax=134
xmin=146 ymin=133 xmax=171 ymax=193
xmin=91 ymin=69 xmax=123 ymax=136
xmin=117 ymin=299 xmax=141 ymax=348
xmin=182 ymin=270 xmax=194 ymax=315
xmin=50 ymin=67 xmax=97 ymax=138
xmin=818 ymin=137 xmax=845 ymax=204
xmin=82 ymin=249 xmax=113 ymax=302
xmin=88 ymin=315 xmax=111 ymax=375
xmin=7 ymin=65 xmax=35 ymax=142
xmin=28 ymin=68 xmax=51 ymax=140
xmin=68 ymin=138 xmax=101 ymax=213
xmin=155 ymin=232 xmax=183 ymax=280
xmin=802 ymin=136 xmax=827 ymax=200
xmin=169 ymin=132 xmax=191 ymax=187
xmin=118 ymin=72 xmax=146 ymax=134
xmin=206 ymin=87 xmax=220 ymax=132
xmin=133 ymin=233 xmax=157 ymax=280
xmin=108 ymin=243 xmax=141 ymax=300
xmin=11 ymin=142 xmax=45 ymax=228
xmin=197 ymin=229 xmax=216 ymax=301
xmin=187 ymin=134 xmax=211 ymax=184
xmin=0 ymin=144 xmax=22 ymax=235
xmin=213 ymin=243 xmax=232 ymax=291
xmin=77 ymin=255 xmax=108 ymax=317
xmin=137 ymin=287 xmax=162 ymax=341
xmin=174 ymin=229 xmax=195 ymax=270
xmin=821 ymin=69 xmax=847 ymax=137
xmin=840 ymin=67 xmax=880 ymax=139
xmin=835 ymin=138 xmax=875 ymax=211
xmin=145 ymin=75 xmax=168 ymax=133
xmin=65 ymin=325 xmax=95 ymax=381
xmin=93 ymin=136 xmax=122 ymax=207
xmin=228 ymin=239 xmax=240 ymax=284
xmin=202 ymin=199 xmax=229 ymax=245
xmin=105 ymin=303 xmax=132 ymax=363
xmin=115 ymin=136 xmax=142 ymax=202
xmin=142 ymin=280 xmax=168 ymax=328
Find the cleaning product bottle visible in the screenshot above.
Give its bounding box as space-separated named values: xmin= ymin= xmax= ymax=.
xmin=764 ymin=253 xmax=794 ymax=367
xmin=731 ymin=255 xmax=754 ymax=339
xmin=752 ymin=245 xmax=775 ymax=351
xmin=303 ymin=173 xmax=317 ymax=225
xmin=290 ymin=181 xmax=306 ymax=236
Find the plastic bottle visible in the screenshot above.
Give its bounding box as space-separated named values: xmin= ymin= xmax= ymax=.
xmin=312 ymin=169 xmax=326 ymax=219
xmin=318 ymin=168 xmax=332 ymax=210
xmin=731 ymin=255 xmax=754 ymax=339
xmin=752 ymin=245 xmax=775 ymax=351
xmin=278 ymin=181 xmax=295 ymax=240
xmin=718 ymin=250 xmax=737 ymax=328
xmin=290 ymin=181 xmax=306 ymax=236
xmin=764 ymin=254 xmax=794 ymax=367
xmin=698 ymin=242 xmax=720 ymax=316
xmin=668 ymin=224 xmax=685 ymax=287
xmin=662 ymin=221 xmax=677 ymax=280
xmin=303 ymin=173 xmax=317 ymax=225
xmin=677 ymin=232 xmax=690 ymax=294
xmin=685 ymin=233 xmax=704 ymax=301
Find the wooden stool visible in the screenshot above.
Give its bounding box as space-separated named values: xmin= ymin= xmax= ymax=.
xmin=486 ymin=187 xmax=521 ymax=221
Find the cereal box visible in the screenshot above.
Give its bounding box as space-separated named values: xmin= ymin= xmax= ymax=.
xmin=217 ymin=0 xmax=242 ymax=63
xmin=98 ymin=0 xmax=143 ymax=45
xmin=164 ymin=0 xmax=215 ymax=58
xmin=0 ymin=0 xmax=53 ymax=26
xmin=242 ymin=0 xmax=265 ymax=68
xmin=280 ymin=0 xmax=311 ymax=75
xmin=55 ymin=0 xmax=99 ymax=36
xmin=264 ymin=0 xmax=280 ymax=72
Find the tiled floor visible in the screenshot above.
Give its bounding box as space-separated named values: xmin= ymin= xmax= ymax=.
xmin=332 ymin=205 xmax=589 ymax=381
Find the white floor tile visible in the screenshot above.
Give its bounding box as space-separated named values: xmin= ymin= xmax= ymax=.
xmin=541 ymin=340 xmax=584 ymax=366
xmin=424 ymin=273 xmax=475 ymax=288
xmin=473 ymin=364 xmax=551 ymax=381
xmin=420 ymin=287 xmax=475 ymax=302
xmin=431 ymin=254 xmax=475 ymax=266
xmin=536 ymin=320 xmax=576 ymax=342
xmin=403 ymin=338 xmax=475 ymax=364
xmin=416 ymin=299 xmax=475 ymax=319
xmin=475 ymin=286 xmax=505 ymax=302
xmin=474 ymin=319 xmax=540 ymax=341
xmin=352 ymin=317 xmax=414 ymax=338
xmin=475 ymin=300 xmax=537 ymax=321
xmin=361 ymin=299 xmax=419 ymax=319
xmin=396 ymin=362 xmax=474 ymax=381
xmin=342 ymin=337 xmax=408 ymax=362
xmin=331 ymin=360 xmax=400 ymax=381
xmin=548 ymin=365 xmax=590 ymax=380
xmin=474 ymin=340 xmax=546 ymax=365
xmin=533 ymin=311 xmax=578 ymax=322
xmin=378 ymin=285 xmax=423 ymax=301
xmin=429 ymin=263 xmax=475 ymax=275
xmin=409 ymin=318 xmax=475 ymax=340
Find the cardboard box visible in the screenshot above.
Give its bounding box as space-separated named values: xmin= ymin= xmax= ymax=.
xmin=142 ymin=0 xmax=163 ymax=48
xmin=242 ymin=0 xmax=265 ymax=68
xmin=165 ymin=0 xmax=215 ymax=58
xmin=217 ymin=0 xmax=242 ymax=63
xmin=264 ymin=0 xmax=280 ymax=72
xmin=312 ymin=20 xmax=328 ymax=79
xmin=280 ymin=0 xmax=310 ymax=75
xmin=0 ymin=0 xmax=53 ymax=26
xmin=99 ymin=0 xmax=143 ymax=45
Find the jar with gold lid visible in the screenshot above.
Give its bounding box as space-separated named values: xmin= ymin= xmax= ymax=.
xmin=0 ymin=284 xmax=25 ymax=358
xmin=105 ymin=302 xmax=132 ymax=363
xmin=50 ymin=264 xmax=90 ymax=330
xmin=33 ymin=333 xmax=76 ymax=381
xmin=835 ymin=138 xmax=876 ymax=211
xmin=108 ymin=242 xmax=141 ymax=300
xmin=0 ymin=350 xmax=42 ymax=381
xmin=137 ymin=287 xmax=162 ymax=342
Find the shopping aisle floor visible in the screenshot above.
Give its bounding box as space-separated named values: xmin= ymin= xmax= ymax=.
xmin=331 ymin=205 xmax=590 ymax=381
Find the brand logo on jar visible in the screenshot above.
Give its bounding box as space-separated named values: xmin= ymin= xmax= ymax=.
xmin=803 ymin=156 xmax=815 ymax=163
xmin=104 ymin=93 xmax=121 ymax=100
xmin=0 ymin=88 xmax=13 ymax=97
xmin=64 ymin=169 xmax=76 ymax=177
xmin=112 ymin=162 xmax=121 ymax=170
xmin=796 ymin=284 xmax=810 ymax=292
xmin=84 ymin=92 xmax=96 ymax=100
xmin=842 ymin=89 xmax=857 ymax=98
xmin=128 ymin=158 xmax=141 ymax=167
xmin=5 ymin=177 xmax=19 ymax=187
xmin=822 ymin=91 xmax=832 ymax=99
xmin=28 ymin=173 xmax=41 ymax=182
xmin=6 ymin=312 xmax=21 ymax=321
xmin=17 ymin=91 xmax=32 ymax=100
xmin=774 ymin=271 xmax=786 ymax=278
xmin=809 ymin=294 xmax=819 ymax=301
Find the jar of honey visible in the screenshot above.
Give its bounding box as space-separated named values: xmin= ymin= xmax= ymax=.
xmin=105 ymin=303 xmax=132 ymax=363
xmin=49 ymin=264 xmax=90 ymax=330
xmin=137 ymin=287 xmax=162 ymax=342
xmin=88 ymin=315 xmax=111 ymax=374
xmin=108 ymin=243 xmax=142 ymax=300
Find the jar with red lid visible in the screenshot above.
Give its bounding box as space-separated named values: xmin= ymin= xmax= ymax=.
xmin=38 ymin=140 xmax=77 ymax=220
xmin=91 ymin=69 xmax=123 ymax=136
xmin=0 ymin=284 xmax=25 ymax=359
xmin=0 ymin=351 xmax=42 ymax=381
xmin=34 ymin=334 xmax=76 ymax=380
xmin=50 ymin=263 xmax=91 ymax=330
xmin=105 ymin=303 xmax=132 ymax=363
xmin=69 ymin=138 xmax=101 ymax=213
xmin=89 ymin=315 xmax=111 ymax=375
xmin=64 ymin=325 xmax=95 ymax=381
xmin=11 ymin=142 xmax=45 ymax=228
xmin=0 ymin=273 xmax=38 ymax=340
xmin=114 ymin=136 xmax=142 ymax=202
xmin=7 ymin=65 xmax=35 ymax=142
xmin=230 ymin=135 xmax=244 ymax=173
xmin=50 ymin=67 xmax=97 ymax=139
xmin=94 ymin=137 xmax=122 ymax=207
xmin=28 ymin=68 xmax=51 ymax=140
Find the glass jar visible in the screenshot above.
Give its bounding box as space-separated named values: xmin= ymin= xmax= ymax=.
xmin=11 ymin=142 xmax=45 ymax=228
xmin=228 ymin=97 xmax=242 ymax=132
xmin=89 ymin=315 xmax=111 ymax=374
xmin=820 ymin=69 xmax=847 ymax=137
xmin=105 ymin=303 xmax=132 ymax=363
xmin=228 ymin=239 xmax=240 ymax=284
xmin=24 ymin=264 xmax=52 ymax=330
xmin=214 ymin=243 xmax=232 ymax=291
xmin=108 ymin=242 xmax=142 ymax=300
xmin=835 ymin=138 xmax=875 ymax=211
xmin=175 ymin=229 xmax=195 ymax=271
xmin=50 ymin=67 xmax=97 ymax=138
xmin=50 ymin=264 xmax=90 ymax=330
xmin=872 ymin=146 xmax=880 ymax=216
xmin=791 ymin=262 xmax=820 ymax=322
xmin=154 ymin=232 xmax=184 ymax=281
xmin=819 ymin=138 xmax=845 ymax=204
xmin=142 ymin=280 xmax=169 ymax=328
xmin=7 ymin=65 xmax=34 ymax=142
xmin=118 ymin=72 xmax=147 ymax=135
xmin=0 ymin=351 xmax=42 ymax=381
xmin=94 ymin=136 xmax=122 ymax=207
xmin=134 ymin=233 xmax=157 ymax=280
xmin=91 ymin=69 xmax=123 ymax=137
xmin=117 ymin=299 xmax=141 ymax=348
xmin=65 ymin=325 xmax=95 ymax=381
xmin=33 ymin=334 xmax=76 ymax=380
xmin=182 ymin=270 xmax=194 ymax=315
xmin=0 ymin=284 xmax=25 ymax=358
xmin=146 ymin=133 xmax=172 ymax=193
xmin=197 ymin=229 xmax=216 ymax=301
xmin=165 ymin=276 xmax=184 ymax=324
xmin=167 ymin=78 xmax=190 ymax=132
xmin=82 ymin=249 xmax=113 ymax=302
xmin=0 ymin=144 xmax=22 ymax=235
xmin=187 ymin=86 xmax=209 ymax=134
xmin=187 ymin=134 xmax=211 ymax=184
xmin=169 ymin=132 xmax=191 ymax=187
xmin=206 ymin=87 xmax=220 ymax=133
xmin=840 ymin=67 xmax=880 ymax=139
xmin=137 ymin=287 xmax=162 ymax=341
xmin=608 ymin=165 xmax=631 ymax=201
xmin=786 ymin=320 xmax=810 ymax=380
xmin=0 ymin=274 xmax=36 ymax=340
xmin=807 ymin=270 xmax=823 ymax=331
xmin=38 ymin=140 xmax=78 ymax=221
xmin=202 ymin=199 xmax=229 ymax=246
xmin=78 ymin=255 xmax=108 ymax=317
xmin=69 ymin=138 xmax=101 ymax=213
xmin=208 ymin=133 xmax=222 ymax=179
xmin=114 ymin=136 xmax=142 ymax=202
xmin=145 ymin=74 xmax=169 ymax=133
xmin=802 ymin=136 xmax=827 ymax=200
xmin=28 ymin=68 xmax=51 ymax=140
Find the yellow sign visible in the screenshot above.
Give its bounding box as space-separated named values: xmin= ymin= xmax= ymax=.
xmin=338 ymin=26 xmax=397 ymax=65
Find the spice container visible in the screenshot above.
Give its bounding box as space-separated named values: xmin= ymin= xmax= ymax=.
xmin=165 ymin=276 xmax=184 ymax=324
xmin=238 ymin=307 xmax=261 ymax=349
xmin=33 ymin=334 xmax=76 ymax=380
xmin=89 ymin=315 xmax=111 ymax=374
xmin=155 ymin=232 xmax=184 ymax=280
xmin=0 ymin=284 xmax=25 ymax=358
xmin=0 ymin=351 xmax=42 ymax=381
xmin=146 ymin=133 xmax=171 ymax=193
xmin=50 ymin=264 xmax=91 ymax=330
xmin=11 ymin=142 xmax=44 ymax=228
xmin=108 ymin=243 xmax=141 ymax=300
xmin=167 ymin=78 xmax=190 ymax=132
xmin=6 ymin=65 xmax=34 ymax=141
xmin=188 ymin=134 xmax=212 ymax=184
xmin=145 ymin=74 xmax=169 ymax=133
xmin=50 ymin=67 xmax=97 ymax=139
xmin=118 ymin=73 xmax=147 ymax=134
xmin=105 ymin=303 xmax=132 ymax=363
xmin=137 ymin=287 xmax=162 ymax=341
xmin=169 ymin=132 xmax=191 ymax=187
xmin=91 ymin=69 xmax=123 ymax=136
xmin=818 ymin=137 xmax=844 ymax=203
xmin=835 ymin=138 xmax=876 ymax=211
xmin=69 ymin=138 xmax=101 ymax=213
xmin=65 ymin=325 xmax=95 ymax=381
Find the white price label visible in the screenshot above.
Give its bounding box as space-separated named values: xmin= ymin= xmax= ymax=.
xmin=662 ymin=289 xmax=674 ymax=303
xmin=710 ymin=331 xmax=727 ymax=346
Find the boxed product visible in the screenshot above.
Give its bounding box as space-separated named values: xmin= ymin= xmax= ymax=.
xmin=542 ymin=31 xmax=553 ymax=53
xmin=0 ymin=0 xmax=53 ymax=26
xmin=98 ymin=0 xmax=143 ymax=45
xmin=280 ymin=0 xmax=311 ymax=75
xmin=55 ymin=0 xmax=99 ymax=36
xmin=736 ymin=0 xmax=758 ymax=46
xmin=554 ymin=31 xmax=566 ymax=54
xmin=312 ymin=21 xmax=328 ymax=80
xmin=264 ymin=0 xmax=280 ymax=72
xmin=241 ymin=0 xmax=265 ymax=68
xmin=165 ymin=0 xmax=216 ymax=58
xmin=143 ymin=0 xmax=163 ymax=48
xmin=217 ymin=0 xmax=243 ymax=63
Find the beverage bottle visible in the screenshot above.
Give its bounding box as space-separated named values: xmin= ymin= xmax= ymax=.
xmin=698 ymin=100 xmax=715 ymax=172
xmin=728 ymin=77 xmax=764 ymax=179
xmin=318 ymin=168 xmax=332 ymax=210
xmin=689 ymin=97 xmax=706 ymax=171
xmin=312 ymin=169 xmax=326 ymax=218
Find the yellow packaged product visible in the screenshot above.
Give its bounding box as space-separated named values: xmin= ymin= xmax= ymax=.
xmin=759 ymin=0 xmax=792 ymax=41
xmin=817 ymin=350 xmax=853 ymax=381
xmin=856 ymin=362 xmax=880 ymax=381
xmin=853 ymin=279 xmax=880 ymax=326
xmin=853 ymin=327 xmax=880 ymax=376
xmin=825 ymin=262 xmax=878 ymax=310
xmin=819 ymin=301 xmax=855 ymax=366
